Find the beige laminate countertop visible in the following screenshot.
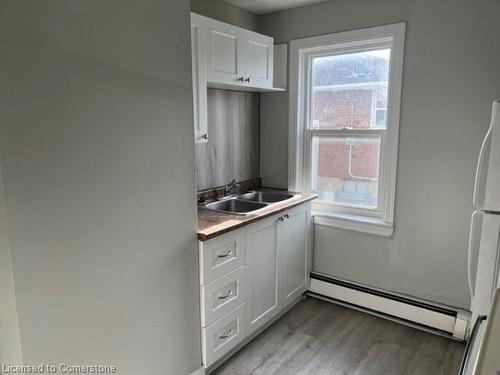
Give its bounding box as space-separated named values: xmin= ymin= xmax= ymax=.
xmin=197 ymin=191 xmax=317 ymax=241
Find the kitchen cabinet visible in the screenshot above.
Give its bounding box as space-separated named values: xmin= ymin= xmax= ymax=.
xmin=245 ymin=215 xmax=280 ymax=335
xmin=205 ymin=17 xmax=273 ymax=90
xmin=280 ymin=206 xmax=310 ymax=307
xmin=273 ymin=44 xmax=288 ymax=90
xmin=246 ymin=203 xmax=311 ymax=334
xmin=190 ymin=13 xmax=208 ymax=143
xmin=190 ymin=13 xmax=285 ymax=143
xmin=201 ymin=303 xmax=246 ymax=367
xmin=239 ymin=32 xmax=274 ymax=89
xmin=198 ymin=202 xmax=312 ymax=368
xmin=199 ymin=229 xmax=245 ymax=285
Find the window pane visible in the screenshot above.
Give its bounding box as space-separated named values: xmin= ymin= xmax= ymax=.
xmin=311 ymin=49 xmax=390 ymax=129
xmin=311 ymin=136 xmax=380 ymax=208
xmin=375 ymin=109 xmax=387 ymax=127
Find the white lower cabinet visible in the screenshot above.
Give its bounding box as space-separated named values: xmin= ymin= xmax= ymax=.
xmin=201 ymin=266 xmax=246 ymax=327
xmin=199 ymin=202 xmax=311 ymax=368
xmin=280 ymin=207 xmax=310 ymax=307
xmin=199 ymin=229 xmax=245 ymax=285
xmin=246 ymin=216 xmax=280 ymax=335
xmin=202 ymin=303 xmax=246 ymax=367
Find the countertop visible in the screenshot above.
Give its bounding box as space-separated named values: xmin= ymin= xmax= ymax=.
xmin=197 ymin=191 xmax=317 ymax=241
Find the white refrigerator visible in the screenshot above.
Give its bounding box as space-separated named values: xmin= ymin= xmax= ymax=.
xmin=460 ymin=100 xmax=500 ymax=375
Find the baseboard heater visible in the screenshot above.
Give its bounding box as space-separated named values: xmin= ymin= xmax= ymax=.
xmin=308 ymin=273 xmax=469 ymax=340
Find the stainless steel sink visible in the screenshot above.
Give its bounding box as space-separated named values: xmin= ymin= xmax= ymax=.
xmin=203 ymin=199 xmax=267 ymax=215
xmin=236 ymin=191 xmax=294 ymax=203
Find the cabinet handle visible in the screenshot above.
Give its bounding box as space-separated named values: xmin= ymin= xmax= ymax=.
xmin=219 ymin=328 xmax=234 ymax=339
xmin=216 ymin=250 xmax=233 ymax=259
xmin=237 ymin=77 xmax=244 ymax=82
xmin=278 ymin=216 xmax=284 ymax=222
xmin=284 ymin=214 xmax=290 ymax=219
xmin=201 ymin=134 xmax=208 ymax=140
xmin=218 ymin=289 xmax=234 ymax=300
xmin=244 ymin=77 xmax=250 ymax=83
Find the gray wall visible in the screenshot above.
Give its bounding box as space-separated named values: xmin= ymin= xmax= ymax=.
xmin=0 ymin=1 xmax=201 ymax=374
xmin=260 ymin=0 xmax=500 ymax=309
xmin=191 ymin=0 xmax=259 ymax=31
xmin=196 ymin=89 xmax=260 ymax=191
xmin=0 ymin=171 xmax=22 ymax=365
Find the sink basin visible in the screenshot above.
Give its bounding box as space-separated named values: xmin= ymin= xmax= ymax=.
xmin=203 ymin=199 xmax=267 ymax=215
xmin=236 ymin=191 xmax=294 ymax=203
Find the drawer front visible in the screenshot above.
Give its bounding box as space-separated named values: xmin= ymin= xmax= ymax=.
xmin=200 ymin=230 xmax=245 ymax=285
xmin=202 ymin=303 xmax=246 ymax=367
xmin=201 ymin=266 xmax=246 ymax=327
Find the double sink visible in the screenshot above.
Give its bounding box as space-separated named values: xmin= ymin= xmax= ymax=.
xmin=201 ymin=191 xmax=294 ymax=215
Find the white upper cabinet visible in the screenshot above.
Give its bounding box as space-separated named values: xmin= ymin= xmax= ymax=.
xmin=273 ymin=44 xmax=288 ymax=90
xmin=190 ymin=13 xmax=281 ymax=143
xmin=195 ymin=13 xmax=274 ymax=91
xmin=239 ymin=32 xmax=273 ymax=89
xmin=191 ymin=13 xmax=208 ymax=143
xmin=206 ymin=22 xmax=245 ymax=85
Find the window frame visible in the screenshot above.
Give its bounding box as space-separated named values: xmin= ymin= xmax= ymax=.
xmin=288 ymin=23 xmax=406 ymax=236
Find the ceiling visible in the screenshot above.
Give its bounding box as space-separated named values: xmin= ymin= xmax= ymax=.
xmin=225 ymin=0 xmax=329 ymax=14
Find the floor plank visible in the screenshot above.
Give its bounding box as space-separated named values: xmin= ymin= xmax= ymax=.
xmin=212 ymin=297 xmax=465 ymax=375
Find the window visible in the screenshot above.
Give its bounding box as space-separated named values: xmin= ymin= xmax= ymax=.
xmin=289 ymin=23 xmax=405 ymax=236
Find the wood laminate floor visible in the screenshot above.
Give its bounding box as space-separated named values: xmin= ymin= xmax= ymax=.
xmin=212 ymin=297 xmax=465 ymax=375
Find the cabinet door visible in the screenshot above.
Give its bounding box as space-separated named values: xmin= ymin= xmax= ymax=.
xmin=191 ymin=13 xmax=208 ymax=143
xmin=245 ymin=216 xmax=280 ymax=334
xmin=280 ymin=205 xmax=311 ymax=307
xmin=206 ymin=20 xmax=245 ymax=86
xmin=240 ymin=32 xmax=273 ymax=89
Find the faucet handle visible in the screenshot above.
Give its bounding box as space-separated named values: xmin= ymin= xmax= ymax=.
xmin=223 ymin=179 xmax=237 ymax=196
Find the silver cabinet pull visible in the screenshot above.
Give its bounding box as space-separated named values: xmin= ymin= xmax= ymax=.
xmin=218 ymin=289 xmax=234 ymax=300
xmin=216 ymin=250 xmax=233 ymax=259
xmin=219 ymin=328 xmax=234 ymax=339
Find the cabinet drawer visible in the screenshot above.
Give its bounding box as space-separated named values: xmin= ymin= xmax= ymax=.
xmin=202 ymin=303 xmax=246 ymax=367
xmin=201 ymin=266 xmax=246 ymax=327
xmin=200 ymin=230 xmax=245 ymax=285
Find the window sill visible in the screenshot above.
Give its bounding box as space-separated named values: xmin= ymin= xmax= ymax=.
xmin=313 ymin=211 xmax=394 ymax=237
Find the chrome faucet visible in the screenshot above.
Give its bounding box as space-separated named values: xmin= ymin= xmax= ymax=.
xmin=223 ymin=179 xmax=237 ymax=196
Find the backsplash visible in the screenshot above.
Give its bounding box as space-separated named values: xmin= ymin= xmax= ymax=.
xmin=196 ymin=177 xmax=261 ymax=203
xmin=195 ymin=88 xmax=259 ymax=191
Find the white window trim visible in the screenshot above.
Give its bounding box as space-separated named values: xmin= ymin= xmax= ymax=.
xmin=288 ymin=23 xmax=406 ymax=237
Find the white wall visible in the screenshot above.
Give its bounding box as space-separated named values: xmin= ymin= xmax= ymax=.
xmin=0 ymin=1 xmax=201 ymax=374
xmin=260 ymin=0 xmax=500 ymax=309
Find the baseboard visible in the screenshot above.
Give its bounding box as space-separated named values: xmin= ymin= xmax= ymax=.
xmin=189 ymin=365 xmax=205 ymax=375
xmin=309 ymin=273 xmax=469 ymax=340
